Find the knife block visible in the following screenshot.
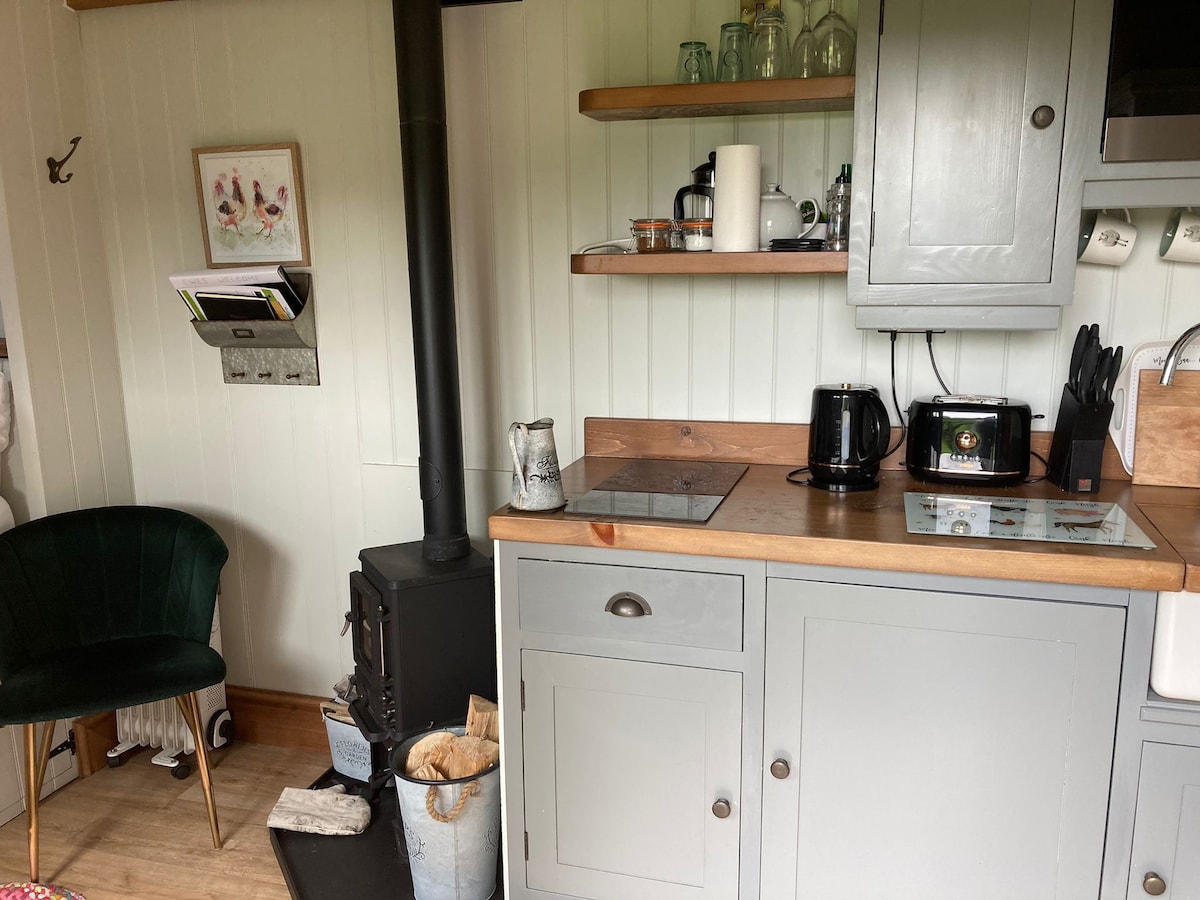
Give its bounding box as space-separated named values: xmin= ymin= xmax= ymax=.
xmin=1046 ymin=385 xmax=1114 ymax=493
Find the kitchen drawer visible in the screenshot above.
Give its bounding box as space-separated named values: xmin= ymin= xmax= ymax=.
xmin=517 ymin=558 xmax=743 ymax=651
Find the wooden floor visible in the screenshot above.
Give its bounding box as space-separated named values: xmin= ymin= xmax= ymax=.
xmin=0 ymin=742 xmax=331 ymax=899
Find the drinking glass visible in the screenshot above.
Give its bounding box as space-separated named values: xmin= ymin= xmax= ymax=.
xmin=812 ymin=0 xmax=856 ymax=76
xmin=716 ymin=22 xmax=750 ymax=82
xmin=676 ymin=41 xmax=715 ymax=84
xmin=791 ymin=0 xmax=816 ymax=78
xmin=751 ymin=7 xmax=791 ymax=79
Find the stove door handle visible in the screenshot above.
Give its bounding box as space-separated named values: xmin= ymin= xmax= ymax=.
xmin=605 ymin=591 xmax=652 ymax=618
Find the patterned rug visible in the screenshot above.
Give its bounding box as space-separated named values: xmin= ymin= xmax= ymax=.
xmin=0 ymin=884 xmax=87 ymax=900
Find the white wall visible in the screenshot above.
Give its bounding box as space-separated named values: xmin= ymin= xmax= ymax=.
xmin=0 ymin=0 xmax=133 ymax=525
xmin=50 ymin=0 xmax=1200 ymax=697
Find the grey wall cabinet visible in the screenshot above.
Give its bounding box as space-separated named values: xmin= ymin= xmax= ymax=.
xmin=1126 ymin=742 xmax=1200 ymax=899
xmin=849 ymin=0 xmax=1090 ymax=330
xmin=761 ymin=577 xmax=1126 ymax=899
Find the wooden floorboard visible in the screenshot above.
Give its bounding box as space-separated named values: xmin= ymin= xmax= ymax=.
xmin=0 ymin=742 xmax=331 ymax=899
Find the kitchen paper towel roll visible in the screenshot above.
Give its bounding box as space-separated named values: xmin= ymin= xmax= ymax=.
xmin=712 ymin=144 xmax=762 ymax=253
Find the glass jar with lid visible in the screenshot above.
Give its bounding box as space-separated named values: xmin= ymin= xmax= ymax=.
xmin=679 ymin=218 xmax=713 ymax=251
xmin=630 ymin=218 xmax=678 ymax=253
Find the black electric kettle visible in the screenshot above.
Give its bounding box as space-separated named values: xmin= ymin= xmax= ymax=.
xmin=808 ymin=383 xmax=891 ymax=492
xmin=674 ymin=151 xmax=716 ymax=221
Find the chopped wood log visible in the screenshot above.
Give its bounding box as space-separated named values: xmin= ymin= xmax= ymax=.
xmin=439 ymin=736 xmax=500 ymax=780
xmin=466 ymin=694 xmax=500 ymax=742
xmin=405 ymin=731 xmax=455 ymax=775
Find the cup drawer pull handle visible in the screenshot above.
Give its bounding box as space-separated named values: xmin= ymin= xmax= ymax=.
xmin=605 ymin=592 xmax=652 ymax=617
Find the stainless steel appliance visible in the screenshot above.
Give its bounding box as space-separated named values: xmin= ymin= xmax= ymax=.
xmin=807 ymin=383 xmax=891 ymax=492
xmin=1103 ymin=0 xmax=1200 ymax=162
xmin=906 ymin=395 xmax=1032 ymax=486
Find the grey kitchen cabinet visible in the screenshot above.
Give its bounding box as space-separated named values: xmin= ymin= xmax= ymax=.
xmin=1126 ymin=742 xmax=1200 ymax=899
xmin=761 ymin=577 xmax=1126 ymax=899
xmin=848 ymin=0 xmax=1094 ymax=330
xmin=496 ymin=545 xmax=767 ymax=900
xmin=521 ymin=650 xmax=743 ymax=899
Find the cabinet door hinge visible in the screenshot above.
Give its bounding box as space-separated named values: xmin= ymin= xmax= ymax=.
xmin=50 ymin=730 xmax=77 ymax=760
xmin=520 ymin=680 xmax=526 ymax=712
xmin=524 ymin=831 xmax=530 ymax=861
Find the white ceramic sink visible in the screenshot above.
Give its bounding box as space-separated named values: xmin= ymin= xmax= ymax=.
xmin=1151 ymin=590 xmax=1200 ymax=702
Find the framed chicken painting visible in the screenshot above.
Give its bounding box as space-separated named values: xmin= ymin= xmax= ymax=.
xmin=192 ymin=142 xmax=311 ymax=268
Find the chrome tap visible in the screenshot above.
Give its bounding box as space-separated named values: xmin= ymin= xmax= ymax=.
xmin=1159 ymin=322 xmax=1200 ymax=385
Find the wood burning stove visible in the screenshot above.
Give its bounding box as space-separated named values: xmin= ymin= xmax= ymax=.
xmin=347 ymin=542 xmax=495 ymax=744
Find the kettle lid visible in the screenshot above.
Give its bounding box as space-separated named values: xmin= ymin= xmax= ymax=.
xmin=816 ymin=382 xmax=880 ymax=394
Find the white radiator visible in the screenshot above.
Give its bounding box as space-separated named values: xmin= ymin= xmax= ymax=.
xmin=108 ymin=608 xmax=232 ymax=774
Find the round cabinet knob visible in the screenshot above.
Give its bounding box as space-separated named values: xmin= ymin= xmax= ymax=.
xmin=1031 ymin=105 xmax=1056 ymax=129
xmin=770 ymin=758 xmax=791 ymax=779
xmin=1143 ymin=872 xmax=1166 ymax=896
xmin=711 ymin=799 xmax=732 ymax=819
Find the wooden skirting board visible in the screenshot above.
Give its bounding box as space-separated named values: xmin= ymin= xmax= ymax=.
xmin=72 ymin=685 xmax=330 ymax=777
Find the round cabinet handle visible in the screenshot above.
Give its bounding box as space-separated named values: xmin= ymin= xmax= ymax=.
xmin=1143 ymin=872 xmax=1166 ymax=896
xmin=770 ymin=758 xmax=791 ymax=780
xmin=605 ymin=592 xmax=652 ymax=618
xmin=711 ymin=799 xmax=732 ymax=819
xmin=1031 ymin=105 xmax=1056 ymax=129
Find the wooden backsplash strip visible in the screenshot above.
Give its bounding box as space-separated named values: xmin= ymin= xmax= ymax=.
xmin=583 ymin=417 xmax=1132 ymax=479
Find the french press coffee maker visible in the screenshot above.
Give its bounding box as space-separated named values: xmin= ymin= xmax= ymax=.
xmin=674 ymin=151 xmax=716 ymax=221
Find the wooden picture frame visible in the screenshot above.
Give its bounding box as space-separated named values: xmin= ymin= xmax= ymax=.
xmin=192 ymin=142 xmax=311 ymax=268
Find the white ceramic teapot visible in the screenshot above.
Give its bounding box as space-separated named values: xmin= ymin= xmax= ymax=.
xmin=759 ymin=183 xmax=822 ymax=249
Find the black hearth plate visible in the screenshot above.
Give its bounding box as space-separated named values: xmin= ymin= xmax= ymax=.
xmin=269 ymin=768 xmax=505 ymax=899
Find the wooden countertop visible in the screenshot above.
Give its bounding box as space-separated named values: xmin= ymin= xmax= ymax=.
xmin=489 ymin=418 xmax=1200 ymax=593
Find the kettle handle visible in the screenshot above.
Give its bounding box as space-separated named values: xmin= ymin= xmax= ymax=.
xmin=863 ymin=391 xmax=892 ymax=462
xmin=796 ymin=198 xmax=822 ymax=237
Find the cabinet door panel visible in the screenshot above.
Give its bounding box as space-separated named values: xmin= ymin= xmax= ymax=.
xmin=762 ymin=580 xmax=1123 ymax=900
xmin=1127 ymin=743 xmax=1200 ymax=899
xmin=870 ymin=0 xmax=1074 ymax=284
xmin=522 ymin=650 xmax=741 ymax=900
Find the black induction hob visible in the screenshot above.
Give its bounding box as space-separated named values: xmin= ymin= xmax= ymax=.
xmin=564 ymin=459 xmax=748 ymax=523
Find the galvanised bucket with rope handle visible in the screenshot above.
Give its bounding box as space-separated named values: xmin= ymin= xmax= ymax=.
xmin=391 ymin=726 xmax=501 ymax=900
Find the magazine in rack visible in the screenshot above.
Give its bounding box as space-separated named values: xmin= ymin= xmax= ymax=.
xmin=169 ymin=266 xmax=304 ymax=322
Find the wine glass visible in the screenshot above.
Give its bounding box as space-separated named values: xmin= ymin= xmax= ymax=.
xmin=791 ymin=0 xmax=817 ymax=79
xmin=812 ymin=0 xmax=856 ymax=77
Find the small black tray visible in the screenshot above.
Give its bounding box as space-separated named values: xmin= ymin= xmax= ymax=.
xmin=269 ymin=767 xmax=505 ymax=899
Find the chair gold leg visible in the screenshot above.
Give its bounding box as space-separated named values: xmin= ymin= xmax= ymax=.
xmin=24 ymin=724 xmax=38 ymax=884
xmin=24 ymin=721 xmax=54 ymax=883
xmin=176 ymin=693 xmax=222 ymax=849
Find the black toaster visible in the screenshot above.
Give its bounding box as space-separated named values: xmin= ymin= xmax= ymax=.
xmin=905 ymin=395 xmax=1032 ymax=486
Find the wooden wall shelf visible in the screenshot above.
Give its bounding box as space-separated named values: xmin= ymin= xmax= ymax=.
xmin=570 ymin=251 xmax=847 ymax=275
xmin=0 ymin=339 xmax=7 ymax=359
xmin=579 ymin=77 xmax=855 ymax=121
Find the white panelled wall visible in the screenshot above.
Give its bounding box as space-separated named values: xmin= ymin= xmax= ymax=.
xmin=0 ymin=0 xmax=1192 ymax=697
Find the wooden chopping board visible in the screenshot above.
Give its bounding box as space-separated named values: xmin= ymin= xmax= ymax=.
xmin=1133 ymin=369 xmax=1200 ymax=487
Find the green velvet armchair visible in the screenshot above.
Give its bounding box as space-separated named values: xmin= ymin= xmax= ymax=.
xmin=0 ymin=506 xmax=229 ymax=883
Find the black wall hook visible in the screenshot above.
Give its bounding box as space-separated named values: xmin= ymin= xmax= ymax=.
xmin=47 ymin=136 xmax=82 ymax=184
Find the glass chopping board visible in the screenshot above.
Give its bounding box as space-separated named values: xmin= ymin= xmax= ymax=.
xmin=565 ymin=459 xmax=748 ymax=523
xmin=903 ymin=492 xmax=1157 ymax=549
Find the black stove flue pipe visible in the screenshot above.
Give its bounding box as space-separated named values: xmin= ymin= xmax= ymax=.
xmin=392 ymin=0 xmax=470 ymax=561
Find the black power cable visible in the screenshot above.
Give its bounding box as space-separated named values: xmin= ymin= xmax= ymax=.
xmin=925 ymin=330 xmax=952 ymax=394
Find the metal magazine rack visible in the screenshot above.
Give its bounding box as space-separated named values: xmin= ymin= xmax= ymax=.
xmin=191 ymin=272 xmax=318 ymax=385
